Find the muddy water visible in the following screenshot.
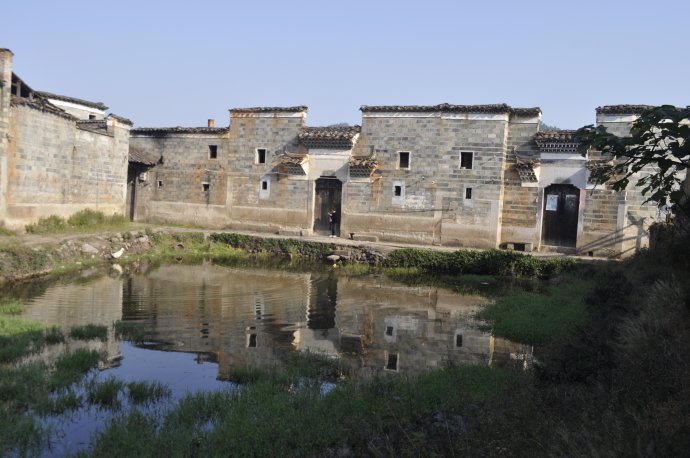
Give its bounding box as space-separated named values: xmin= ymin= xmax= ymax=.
xmin=19 ymin=261 xmax=530 ymax=381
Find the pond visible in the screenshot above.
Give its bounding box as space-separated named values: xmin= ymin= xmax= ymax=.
xmin=4 ymin=258 xmax=532 ymax=456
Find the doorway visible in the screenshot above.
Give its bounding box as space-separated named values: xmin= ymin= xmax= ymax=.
xmin=313 ymin=177 xmax=342 ymax=236
xmin=542 ymin=184 xmax=580 ymax=247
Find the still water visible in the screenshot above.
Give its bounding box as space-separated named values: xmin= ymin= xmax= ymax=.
xmin=8 ymin=259 xmax=531 ymax=454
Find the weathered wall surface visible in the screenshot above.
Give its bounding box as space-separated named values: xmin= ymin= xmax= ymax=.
xmin=0 ymin=49 xmax=13 ymax=227
xmin=3 ymin=104 xmax=129 ymax=228
xmin=129 ymin=130 xmax=228 ymax=226
xmin=225 ymin=110 xmax=308 ymax=232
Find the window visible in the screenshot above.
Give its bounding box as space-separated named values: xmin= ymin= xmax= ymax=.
xmin=247 ymin=334 xmax=257 ymax=348
xmin=460 ymin=152 xmax=474 ymax=169
xmin=394 ymin=185 xmax=402 ymax=197
xmin=456 ymin=334 xmax=463 ymax=347
xmin=259 ymin=176 xmax=270 ymax=199
xmin=385 ymin=326 xmax=394 ymax=337
xmin=202 ymin=182 xmax=210 ymax=192
xmin=256 ymin=148 xmax=267 ymax=164
xmin=392 ymin=181 xmax=405 ymax=206
xmin=88 ymin=114 xmax=96 ymax=120
xmin=386 ymin=353 xmax=399 ymax=371
xmin=398 ymin=151 xmax=410 ymax=169
xmin=465 ymin=187 xmax=472 ymax=200
xmin=261 ymin=181 xmax=268 ymax=191
xmin=209 ymin=145 xmax=218 ymax=159
xmin=157 ymin=180 xmax=163 ymax=188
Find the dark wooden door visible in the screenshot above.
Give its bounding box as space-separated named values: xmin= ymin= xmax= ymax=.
xmin=542 ymin=184 xmax=580 ymax=247
xmin=314 ymin=177 xmax=342 ymax=234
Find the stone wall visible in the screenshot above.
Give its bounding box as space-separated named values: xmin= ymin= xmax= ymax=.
xmin=3 ymin=105 xmax=129 ymax=228
xmin=0 ymin=49 xmax=13 ymax=227
xmin=129 ymin=131 xmax=228 ymax=226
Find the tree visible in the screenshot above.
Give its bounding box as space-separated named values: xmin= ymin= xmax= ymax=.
xmin=574 ymin=105 xmax=690 ymax=212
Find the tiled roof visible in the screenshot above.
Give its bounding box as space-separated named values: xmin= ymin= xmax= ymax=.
xmin=360 ymin=103 xmax=541 ymax=116
xmin=35 ymin=91 xmax=108 ymax=110
xmin=535 ymin=130 xmax=577 ymax=142
xmin=596 ymin=105 xmax=654 ymax=115
xmin=129 ymin=146 xmax=157 ymax=165
xmin=230 ymin=106 xmax=308 ymax=113
xmin=299 ymin=126 xmax=360 ymax=148
xmin=107 ymin=113 xmax=133 ymax=126
xmin=11 ymin=95 xmax=76 ymax=120
xmin=535 ymin=130 xmax=580 ymax=153
xmin=76 ymin=120 xmax=109 ymax=135
xmin=131 ymin=127 xmax=228 ymax=136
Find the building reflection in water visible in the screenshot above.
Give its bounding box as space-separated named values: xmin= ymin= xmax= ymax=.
xmin=119 ymin=262 xmax=532 ymax=379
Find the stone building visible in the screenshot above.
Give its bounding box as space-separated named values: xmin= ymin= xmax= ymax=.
xmin=0 ymin=48 xmax=131 ymax=229
xmin=129 ymin=103 xmax=660 ymax=257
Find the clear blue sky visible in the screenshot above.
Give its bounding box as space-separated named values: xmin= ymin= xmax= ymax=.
xmin=2 ymin=0 xmax=687 ymax=129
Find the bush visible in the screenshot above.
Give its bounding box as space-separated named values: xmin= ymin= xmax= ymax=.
xmin=209 ymin=233 xmax=333 ymax=258
xmin=384 ymin=248 xmax=575 ymax=279
xmin=25 ymin=210 xmax=129 ymax=234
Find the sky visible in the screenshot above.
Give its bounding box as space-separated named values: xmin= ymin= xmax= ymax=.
xmin=2 ymin=0 xmax=688 ymax=129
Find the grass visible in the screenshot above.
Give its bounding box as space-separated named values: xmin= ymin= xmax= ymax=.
xmin=477 ymin=276 xmax=594 ymax=345
xmin=126 ymin=381 xmax=171 ymax=405
xmin=51 ymin=349 xmax=103 ymax=389
xmin=113 ymin=321 xmax=147 ymax=343
xmin=0 ymin=227 xmax=16 ymax=236
xmin=87 ymin=377 xmax=125 ymax=409
xmin=25 ymin=209 xmax=130 ymax=234
xmin=69 ymin=324 xmax=108 ymax=341
xmin=0 ymin=301 xmax=24 ymax=315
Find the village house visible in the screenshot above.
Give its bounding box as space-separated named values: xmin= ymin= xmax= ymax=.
xmin=0 ymin=49 xmax=131 ymax=229
xmin=129 ymin=103 xmax=659 ymax=257
xmin=0 ymin=49 xmax=660 ymax=257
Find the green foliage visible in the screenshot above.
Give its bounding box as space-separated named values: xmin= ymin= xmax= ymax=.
xmin=0 ymin=226 xmax=16 ymax=236
xmin=126 ymin=381 xmax=171 ymax=405
xmin=0 ymin=243 xmax=51 ymax=271
xmin=575 ymin=105 xmax=690 ymax=209
xmin=209 ymin=232 xmax=334 ymax=258
xmin=384 ymin=248 xmax=576 ymax=279
xmin=0 ymin=300 xmax=25 ymax=315
xmin=477 ymin=277 xmax=594 ymax=345
xmin=25 ymin=210 xmax=130 ymax=234
xmin=113 ymin=321 xmax=147 ymax=343
xmin=51 ymin=349 xmax=103 ymax=389
xmin=69 ymin=324 xmax=108 ymax=341
xmin=87 ymin=377 xmax=125 ymax=409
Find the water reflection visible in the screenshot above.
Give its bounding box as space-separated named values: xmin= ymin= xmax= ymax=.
xmin=18 ymin=261 xmax=531 ymax=380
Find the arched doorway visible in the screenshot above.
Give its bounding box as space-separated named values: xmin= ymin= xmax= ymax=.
xmin=542 ymin=184 xmax=580 ymax=248
xmin=313 ymin=177 xmax=342 ymax=236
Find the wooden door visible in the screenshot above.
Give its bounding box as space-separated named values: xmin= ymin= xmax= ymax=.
xmin=542 ymin=184 xmax=579 ymax=247
xmin=314 ymin=177 xmax=342 ymax=234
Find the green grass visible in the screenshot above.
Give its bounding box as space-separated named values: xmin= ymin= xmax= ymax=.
xmin=113 ymin=321 xmax=147 ymax=343
xmin=0 ymin=226 xmax=16 ymax=236
xmin=25 ymin=210 xmax=130 ymax=234
xmin=0 ymin=301 xmax=25 ymax=315
xmin=126 ymin=381 xmax=171 ymax=405
xmin=51 ymin=349 xmax=103 ymax=389
xmin=87 ymin=377 xmax=125 ymax=409
xmin=69 ymin=324 xmax=108 ymax=341
xmin=477 ymin=276 xmax=594 ymax=345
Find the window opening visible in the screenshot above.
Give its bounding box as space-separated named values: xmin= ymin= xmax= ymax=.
xmin=465 ymin=187 xmax=473 ymax=200
xmin=394 ymin=185 xmax=402 ymax=197
xmin=261 ymin=181 xmax=268 ymax=190
xmin=257 ymin=148 xmax=267 ymax=164
xmin=456 ymin=334 xmax=463 ymax=347
xmin=209 ymin=145 xmax=218 ymax=159
xmin=202 ymin=183 xmax=210 ymax=192
xmin=460 ymin=152 xmax=473 ymax=169
xmin=385 ymin=326 xmax=394 ymax=336
xmin=247 ymin=334 xmax=257 ymax=348
xmin=88 ymin=114 xmax=96 ymax=120
xmin=386 ymin=353 xmax=398 ymax=371
xmin=399 ymin=152 xmax=410 ymax=169
xmin=157 ymin=180 xmax=163 ymax=188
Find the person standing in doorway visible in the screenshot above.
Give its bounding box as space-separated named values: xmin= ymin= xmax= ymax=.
xmin=328 ymin=208 xmax=339 ymax=237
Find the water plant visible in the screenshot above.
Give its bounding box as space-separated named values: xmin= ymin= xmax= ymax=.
xmin=126 ymin=381 xmax=172 ymax=405
xmin=113 ymin=321 xmax=147 ymax=343
xmin=69 ymin=324 xmax=108 ymax=341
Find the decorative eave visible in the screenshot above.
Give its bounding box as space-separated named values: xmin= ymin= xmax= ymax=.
xmin=230 ymin=106 xmax=308 ymax=114
xmin=107 ymin=113 xmax=133 ymax=126
xmin=349 ymin=156 xmax=380 ymax=178
xmin=299 ymin=126 xmax=361 ymax=149
xmin=535 ymin=130 xmax=580 ymax=153
xmin=276 ymin=154 xmax=307 ymax=175
xmin=76 ymin=120 xmax=109 ymax=135
xmin=129 ymin=146 xmax=158 ymax=166
xmin=360 ymin=103 xmax=541 ymax=117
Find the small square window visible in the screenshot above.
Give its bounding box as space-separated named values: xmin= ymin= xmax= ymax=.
xmin=256 ymin=148 xmax=267 ymax=164
xmin=460 ymin=152 xmax=473 ymax=169
xmin=157 ymin=180 xmax=163 ymax=188
xmin=394 ymin=185 xmax=402 ymax=197
xmin=385 ymin=326 xmax=394 ymax=336
xmin=386 ymin=353 xmax=398 ymax=371
xmin=209 ymin=145 xmax=218 ymax=159
xmin=261 ymin=181 xmax=268 ymax=190
xmin=88 ymin=114 xmax=96 ymax=120
xmin=465 ymin=187 xmax=473 ymax=200
xmin=398 ymin=151 xmax=410 ymax=169
xmin=202 ymin=182 xmax=210 ymax=192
